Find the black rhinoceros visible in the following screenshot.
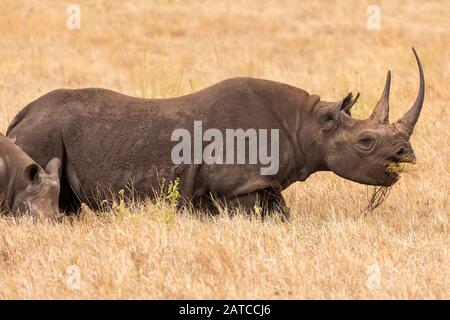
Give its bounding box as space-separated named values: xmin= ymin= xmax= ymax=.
xmin=7 ymin=48 xmax=424 ymax=216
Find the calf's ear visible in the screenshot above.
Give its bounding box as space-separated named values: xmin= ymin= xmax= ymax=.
xmin=45 ymin=158 xmax=62 ymax=179
xmin=24 ymin=164 xmax=41 ymax=185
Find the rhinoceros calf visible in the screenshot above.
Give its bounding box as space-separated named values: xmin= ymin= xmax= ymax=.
xmin=0 ymin=133 xmax=61 ymax=218
xmin=7 ymin=49 xmax=424 ymax=215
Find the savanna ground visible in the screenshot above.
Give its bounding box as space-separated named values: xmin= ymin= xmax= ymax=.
xmin=0 ymin=0 xmax=449 ymax=299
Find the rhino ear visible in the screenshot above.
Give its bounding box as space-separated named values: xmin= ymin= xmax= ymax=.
xmin=45 ymin=158 xmax=62 ymax=179
xmin=320 ymin=94 xmax=357 ymax=130
xmin=340 ymin=92 xmax=360 ymax=116
xmin=319 ymin=101 xmax=342 ymax=130
xmin=24 ymin=163 xmax=41 ymax=185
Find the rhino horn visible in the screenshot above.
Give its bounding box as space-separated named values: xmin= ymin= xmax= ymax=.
xmin=394 ymin=47 xmax=425 ymax=137
xmin=369 ymin=70 xmax=391 ymax=124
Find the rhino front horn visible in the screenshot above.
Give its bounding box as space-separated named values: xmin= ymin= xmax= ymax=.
xmin=394 ymin=47 xmax=425 ymax=137
xmin=369 ymin=70 xmax=391 ymax=124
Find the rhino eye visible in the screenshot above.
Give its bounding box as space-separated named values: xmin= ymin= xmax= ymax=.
xmin=357 ymin=136 xmax=376 ymax=151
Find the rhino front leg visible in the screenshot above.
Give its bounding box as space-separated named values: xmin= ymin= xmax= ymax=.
xmin=193 ymin=188 xmax=289 ymax=219
xmin=246 ymin=188 xmax=290 ymax=219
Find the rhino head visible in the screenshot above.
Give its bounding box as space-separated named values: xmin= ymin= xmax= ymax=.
xmin=0 ymin=134 xmax=62 ymax=219
xmin=313 ymin=48 xmax=425 ymax=186
xmin=11 ymin=158 xmax=62 ymax=219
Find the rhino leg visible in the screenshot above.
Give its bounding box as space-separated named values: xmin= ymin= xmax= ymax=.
xmin=243 ymin=188 xmax=289 ymax=220
xmin=191 ymin=188 xmax=289 ymax=219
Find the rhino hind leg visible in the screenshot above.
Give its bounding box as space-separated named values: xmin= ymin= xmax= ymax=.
xmin=59 ymin=163 xmax=81 ymax=214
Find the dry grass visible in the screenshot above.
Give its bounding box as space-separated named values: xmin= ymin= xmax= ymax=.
xmin=0 ymin=0 xmax=448 ymax=299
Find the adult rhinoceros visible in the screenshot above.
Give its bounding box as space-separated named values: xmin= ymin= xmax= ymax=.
xmin=7 ymin=48 xmax=424 ymax=216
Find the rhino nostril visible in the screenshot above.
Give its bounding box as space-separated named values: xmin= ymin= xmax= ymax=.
xmin=396 ymin=147 xmax=406 ymax=156
xmin=389 ymin=148 xmax=406 ymax=163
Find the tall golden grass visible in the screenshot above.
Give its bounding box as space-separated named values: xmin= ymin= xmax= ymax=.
xmin=0 ymin=0 xmax=448 ymax=299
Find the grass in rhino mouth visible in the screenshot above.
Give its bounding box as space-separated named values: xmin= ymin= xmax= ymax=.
xmin=365 ymin=162 xmax=405 ymax=212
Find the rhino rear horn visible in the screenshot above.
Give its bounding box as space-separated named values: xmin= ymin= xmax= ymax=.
xmin=394 ymin=47 xmax=425 ymax=137
xmin=369 ymin=70 xmax=391 ymax=124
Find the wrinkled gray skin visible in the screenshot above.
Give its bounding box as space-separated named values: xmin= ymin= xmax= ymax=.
xmin=7 ymin=49 xmax=425 ymax=216
xmin=0 ymin=133 xmax=61 ymax=219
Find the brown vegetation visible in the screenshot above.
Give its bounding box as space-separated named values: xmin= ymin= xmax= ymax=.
xmin=0 ymin=0 xmax=448 ymax=299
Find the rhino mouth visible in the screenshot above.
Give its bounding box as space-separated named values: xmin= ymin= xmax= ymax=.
xmin=365 ymin=162 xmax=404 ymax=211
xmin=384 ymin=161 xmax=405 ymax=185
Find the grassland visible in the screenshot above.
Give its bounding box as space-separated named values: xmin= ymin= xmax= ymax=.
xmin=0 ymin=0 xmax=448 ymax=299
